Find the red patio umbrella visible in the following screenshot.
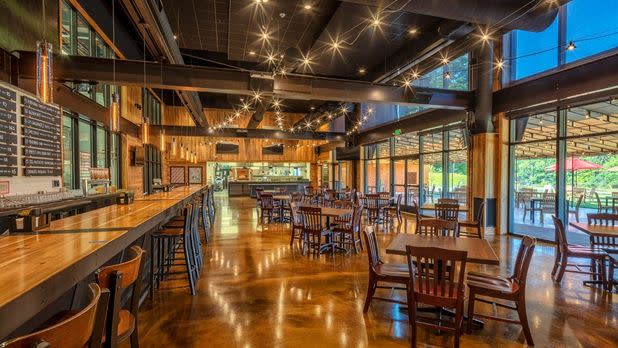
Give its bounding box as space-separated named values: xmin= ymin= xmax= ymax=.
xmin=545 ymin=157 xmax=602 ymax=172
xmin=545 ymin=157 xmax=602 ymax=195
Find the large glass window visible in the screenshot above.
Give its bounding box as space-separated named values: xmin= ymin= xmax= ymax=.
xmin=61 ymin=1 xmax=74 ymax=55
xmin=565 ymin=0 xmax=618 ymax=63
xmin=110 ymin=133 xmax=120 ymax=187
xmin=413 ymin=53 xmax=469 ymax=90
xmin=96 ymin=127 xmax=107 ymax=168
xmin=78 ymin=120 xmax=93 ymax=185
xmin=423 ymin=153 xmax=443 ymax=203
xmin=63 ymin=115 xmax=74 ymax=188
xmin=508 ymin=0 xmax=618 ymax=81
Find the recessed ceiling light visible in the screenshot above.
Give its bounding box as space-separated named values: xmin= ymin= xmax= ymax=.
xmin=358 ymin=67 xmax=366 ymax=74
xmin=408 ymin=28 xmax=417 ymax=35
xmin=304 ymin=4 xmax=312 ymax=10
xmin=248 ymin=50 xmax=256 ymax=56
xmin=173 ymin=34 xmax=178 ymax=40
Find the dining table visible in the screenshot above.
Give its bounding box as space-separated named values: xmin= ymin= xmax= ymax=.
xmin=569 ymin=221 xmax=618 ymax=288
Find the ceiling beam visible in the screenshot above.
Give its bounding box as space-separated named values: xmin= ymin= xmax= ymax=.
xmin=493 ymin=51 xmax=618 ymax=116
xmin=151 ymin=125 xmax=345 ymax=141
xmin=17 ymin=52 xmax=473 ymax=110
xmin=246 ymin=102 xmax=267 ymax=129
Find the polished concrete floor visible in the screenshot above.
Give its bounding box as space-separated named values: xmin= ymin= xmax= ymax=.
xmin=138 ymin=195 xmax=618 ymax=347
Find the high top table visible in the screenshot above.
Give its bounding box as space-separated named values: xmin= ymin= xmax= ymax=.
xmin=0 ymin=185 xmax=206 ymax=339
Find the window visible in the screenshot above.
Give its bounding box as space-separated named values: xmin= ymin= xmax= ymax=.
xmin=143 ymin=145 xmax=162 ymax=195
xmin=110 ymin=133 xmax=120 ymax=187
xmin=143 ymin=90 xmax=162 ymax=125
xmin=96 ymin=127 xmax=107 ymax=168
xmin=512 ymin=16 xmax=559 ymax=80
xmin=63 ymin=115 xmax=74 ymax=188
xmin=61 ymin=1 xmax=74 ymax=55
xmin=507 ymin=0 xmax=618 ymax=81
xmin=413 ymin=53 xmax=469 ymax=90
xmin=566 ymin=0 xmax=618 ymax=63
xmin=78 ymin=119 xmax=93 ymax=186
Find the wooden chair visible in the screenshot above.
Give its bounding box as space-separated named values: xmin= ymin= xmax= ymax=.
xmin=96 ymin=246 xmax=145 ymax=348
xmin=521 ymin=191 xmax=541 ymax=222
xmin=255 ymin=188 xmax=264 ymax=211
xmin=323 ymin=189 xmax=336 ymax=207
xmin=362 ymin=226 xmax=409 ymax=312
xmin=550 ymin=215 xmax=606 ymax=286
xmin=289 ymin=202 xmax=304 ymax=248
xmin=435 ymin=203 xmax=460 ymax=222
xmin=594 ymin=192 xmax=613 ymax=213
xmin=259 ymin=193 xmax=277 ymax=223
xmin=200 ymin=190 xmax=210 ymax=243
xmin=467 ymin=236 xmax=537 ymax=346
xmin=539 ymin=192 xmax=556 ymax=224
xmin=365 ymin=194 xmax=381 ymax=224
xmin=587 ymin=213 xmax=618 ymax=289
xmin=0 ymin=284 xmax=108 ymax=348
xmin=459 ymin=201 xmax=485 ymax=238
xmin=417 ymin=218 xmax=459 ymax=237
xmin=437 ymin=198 xmax=459 ymax=205
xmin=332 ymin=203 xmax=364 ymax=253
xmin=383 ymin=194 xmax=402 ymax=226
xmin=405 ymin=246 xmax=468 ymax=348
xmin=568 ymin=194 xmax=584 ymax=223
xmin=300 ymin=206 xmax=332 ymax=256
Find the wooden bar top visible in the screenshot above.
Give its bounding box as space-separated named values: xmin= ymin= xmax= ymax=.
xmin=136 ymin=185 xmax=204 ymax=201
xmin=385 ymin=234 xmax=499 ymax=265
xmin=0 ymin=185 xmax=207 ymax=338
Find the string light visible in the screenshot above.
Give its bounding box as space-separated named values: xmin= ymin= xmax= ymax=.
xmin=566 ymin=41 xmax=577 ymax=51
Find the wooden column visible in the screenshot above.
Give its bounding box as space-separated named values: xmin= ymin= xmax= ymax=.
xmin=470 ymin=133 xmax=499 ymax=227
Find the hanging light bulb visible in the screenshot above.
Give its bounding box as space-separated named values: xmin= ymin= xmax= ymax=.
xmin=160 ymin=129 xmax=165 ymax=151
xmin=180 ymin=144 xmax=185 ymax=159
xmin=171 ymin=137 xmax=177 ymax=156
xmin=109 ymin=92 xmax=120 ymax=132
xmin=36 ymin=40 xmax=53 ymax=103
xmin=141 ymin=117 xmax=149 ymax=144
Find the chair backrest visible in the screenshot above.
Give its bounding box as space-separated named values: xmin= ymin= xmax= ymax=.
xmin=365 ymin=194 xmax=380 ymax=210
xmin=406 ymin=246 xmax=467 ymax=305
xmin=290 ymin=192 xmax=303 ymax=203
xmin=474 ymin=201 xmax=485 ymax=224
xmin=300 ymin=206 xmax=323 ymax=233
xmin=352 ymin=202 xmax=364 ymax=232
xmin=290 ymin=202 xmax=302 ymax=226
xmin=260 ymin=193 xmax=274 ymax=208
xmin=542 ymin=192 xmax=556 ymax=209
xmin=304 ymin=186 xmax=315 ymax=196
xmin=438 ymin=198 xmax=458 ymax=205
xmin=435 ymin=203 xmax=460 ymax=222
xmin=255 ymin=188 xmax=264 ymax=199
xmin=510 ymin=235 xmax=536 ymax=290
xmin=551 ymin=215 xmax=568 ymax=253
xmin=417 ymin=218 xmax=459 ymax=237
xmin=362 ymin=226 xmax=381 ymax=271
xmin=0 ymin=284 xmax=108 ymax=348
xmin=587 ymin=213 xmax=618 ymax=226
xmin=574 ymin=194 xmax=584 ymax=209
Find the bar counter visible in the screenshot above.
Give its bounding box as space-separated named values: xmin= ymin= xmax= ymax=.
xmin=0 ymin=185 xmax=206 ymax=339
xmin=228 ymin=180 xmax=310 ymax=197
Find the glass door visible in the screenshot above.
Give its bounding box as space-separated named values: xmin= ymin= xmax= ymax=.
xmin=392 ymin=159 xmax=406 ymax=200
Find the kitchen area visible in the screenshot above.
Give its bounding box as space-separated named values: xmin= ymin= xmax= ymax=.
xmin=207 ymin=162 xmax=311 ymax=197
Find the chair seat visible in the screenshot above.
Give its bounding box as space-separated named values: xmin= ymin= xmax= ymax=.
xmin=458 ymin=220 xmax=478 ymax=227
xmin=375 ymin=263 xmax=409 ymax=280
xmin=163 ymin=220 xmax=185 ymax=228
xmin=467 ymin=272 xmax=519 ymax=295
xmin=102 ymin=309 xmax=135 ymax=343
xmin=154 ymin=228 xmax=184 ymax=236
xmin=566 ymin=244 xmax=607 ymax=257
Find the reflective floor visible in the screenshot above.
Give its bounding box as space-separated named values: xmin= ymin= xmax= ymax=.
xmin=138 ymin=195 xmax=618 ymax=347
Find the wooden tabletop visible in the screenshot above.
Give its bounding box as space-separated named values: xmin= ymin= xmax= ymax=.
xmin=569 ymin=221 xmax=618 ymax=237
xmin=385 ymin=234 xmax=499 ymax=265
xmin=421 ymin=203 xmax=469 ymax=212
xmin=298 ymin=204 xmax=352 ymax=218
xmin=0 ymin=185 xmax=207 ymax=338
xmin=136 ymin=185 xmax=204 ymax=201
xmin=273 ymin=195 xmax=290 ymax=200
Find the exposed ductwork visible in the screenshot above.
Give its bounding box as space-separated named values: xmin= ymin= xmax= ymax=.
xmin=119 ymin=0 xmax=208 ymax=127
xmin=341 ymin=0 xmax=569 ymax=32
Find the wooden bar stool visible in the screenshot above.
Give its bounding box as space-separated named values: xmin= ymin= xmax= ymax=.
xmin=151 ymin=205 xmax=199 ymax=296
xmin=0 ymin=283 xmax=109 ymax=348
xmin=96 ymin=246 xmax=145 ymax=348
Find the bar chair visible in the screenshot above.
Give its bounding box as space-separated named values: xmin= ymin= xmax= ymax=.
xmin=362 ymin=226 xmax=409 ymax=312
xmin=0 ymin=284 xmax=108 ymax=348
xmin=550 ymin=215 xmax=606 ymax=287
xmin=96 ymin=246 xmax=145 ymax=348
xmin=299 ymin=206 xmax=332 ymax=257
xmin=150 ymin=204 xmax=199 ymax=296
xmin=459 ymin=201 xmax=485 ymax=238
xmin=417 ymin=218 xmax=459 ymax=237
xmin=466 ymin=235 xmax=537 ymax=346
xmin=405 ymin=246 xmax=468 ymax=348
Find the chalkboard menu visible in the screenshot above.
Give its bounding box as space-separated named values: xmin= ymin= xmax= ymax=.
xmin=0 ymin=85 xmax=17 ymax=176
xmin=0 ymin=82 xmax=62 ymax=178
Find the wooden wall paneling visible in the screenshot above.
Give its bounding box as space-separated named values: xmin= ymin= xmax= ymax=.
xmin=120 ymin=86 xmax=143 ymax=125
xmin=122 ymin=133 xmax=144 ymax=197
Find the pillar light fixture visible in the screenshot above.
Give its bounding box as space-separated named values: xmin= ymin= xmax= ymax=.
xmin=36 ymin=41 xmax=53 ymax=103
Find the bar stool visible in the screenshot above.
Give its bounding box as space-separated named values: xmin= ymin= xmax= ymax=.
xmin=95 ymin=246 xmax=145 ymax=348
xmin=150 ymin=204 xmax=199 ymax=296
xmin=0 ymin=283 xmax=109 ymax=348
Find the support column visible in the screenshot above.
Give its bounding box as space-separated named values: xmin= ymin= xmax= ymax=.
xmin=470 ymin=42 xmax=499 ymax=229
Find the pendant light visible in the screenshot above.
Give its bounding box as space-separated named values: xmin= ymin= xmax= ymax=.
xmin=160 ymin=129 xmax=165 ymax=152
xmin=109 ymin=0 xmax=119 ymax=132
xmin=142 ymin=116 xmax=149 ymax=144
xmin=171 ymin=136 xmax=177 ymax=156
xmin=36 ymin=0 xmax=53 ymax=103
